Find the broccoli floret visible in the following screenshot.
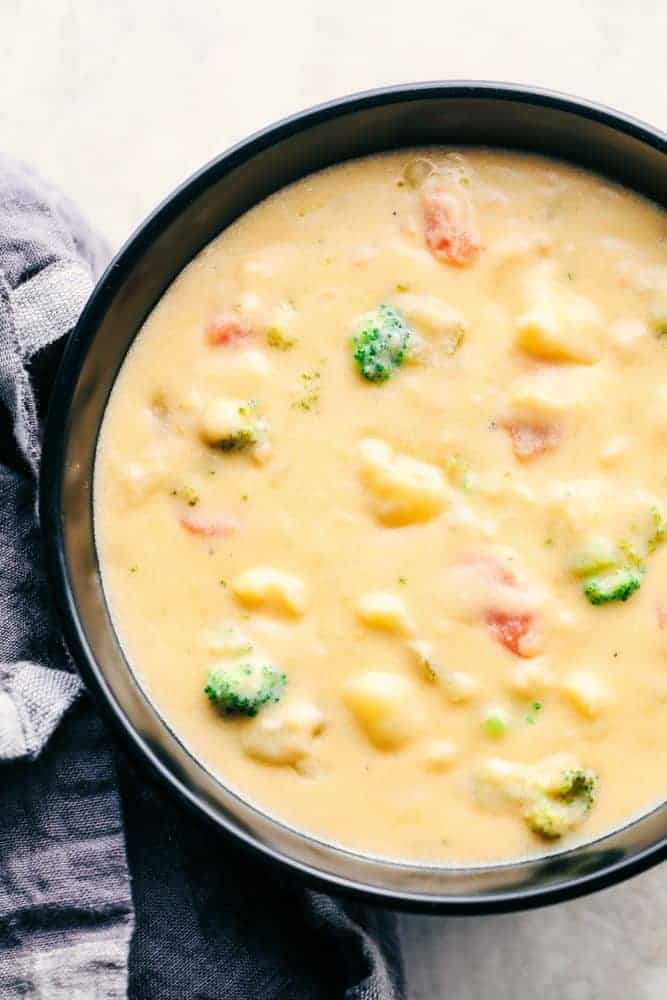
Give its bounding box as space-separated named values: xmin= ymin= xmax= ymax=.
xmin=478 ymin=755 xmax=598 ymax=841
xmin=352 ymin=304 xmax=412 ymax=382
xmin=204 ymin=663 xmax=286 ymax=716
xmin=525 ymin=767 xmax=597 ymax=840
xmin=583 ymin=568 xmax=641 ymax=605
xmin=214 ymin=425 xmax=259 ymax=452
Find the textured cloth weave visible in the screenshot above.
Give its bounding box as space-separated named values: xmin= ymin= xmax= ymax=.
xmin=0 ymin=153 xmax=406 ymax=999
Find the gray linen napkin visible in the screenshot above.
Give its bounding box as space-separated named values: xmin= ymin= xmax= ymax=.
xmin=0 ymin=153 xmax=405 ymax=999
xmin=0 ymin=154 xmax=134 ymax=996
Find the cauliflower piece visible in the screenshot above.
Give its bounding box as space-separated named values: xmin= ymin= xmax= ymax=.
xmin=199 ymin=398 xmax=265 ymax=451
xmin=343 ymin=671 xmax=423 ymax=750
xmin=357 ymin=591 xmax=413 ymax=635
xmin=233 ymin=567 xmax=307 ymax=618
xmin=394 ymin=292 xmax=466 ymax=356
xmin=562 ymin=670 xmax=612 ymax=718
xmin=359 ymin=438 xmax=447 ymax=527
xmin=223 ymin=348 xmax=272 ymax=378
xmin=242 ymin=697 xmax=325 ymax=767
xmin=478 ymin=753 xmax=598 ymax=839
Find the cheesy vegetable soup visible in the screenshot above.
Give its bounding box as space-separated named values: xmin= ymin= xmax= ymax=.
xmin=95 ymin=150 xmax=667 ymax=863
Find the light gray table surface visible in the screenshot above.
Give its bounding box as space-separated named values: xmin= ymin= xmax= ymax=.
xmin=3 ymin=2 xmax=665 ymax=997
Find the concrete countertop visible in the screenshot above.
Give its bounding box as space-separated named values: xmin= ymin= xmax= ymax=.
xmin=3 ymin=2 xmax=665 ymax=996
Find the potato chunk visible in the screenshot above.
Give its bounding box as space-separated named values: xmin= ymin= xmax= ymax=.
xmin=343 ymin=671 xmax=423 ymax=750
xmin=243 ymin=697 xmax=325 ymax=767
xmin=516 ymin=310 xmax=597 ymax=364
xmin=507 ymin=660 xmax=554 ymax=697
xmin=121 ymin=460 xmax=166 ymax=504
xmin=233 ymin=567 xmax=307 ymax=618
xmin=359 ymin=438 xmax=447 ymax=526
xmin=204 ymin=622 xmax=254 ymax=657
xmin=562 ymin=670 xmax=611 ymax=718
xmin=516 ymin=269 xmax=601 ymax=364
xmin=408 ymin=640 xmax=479 ymax=703
xmin=422 ymin=739 xmax=457 ymax=772
xmin=357 ymin=592 xmax=413 ymax=635
xmin=508 ymin=375 xmax=567 ymax=421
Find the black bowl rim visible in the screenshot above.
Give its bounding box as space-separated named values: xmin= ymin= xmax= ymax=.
xmin=40 ymin=80 xmax=667 ymax=914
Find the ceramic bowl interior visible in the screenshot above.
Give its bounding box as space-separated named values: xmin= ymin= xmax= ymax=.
xmin=41 ymin=83 xmax=667 ymax=913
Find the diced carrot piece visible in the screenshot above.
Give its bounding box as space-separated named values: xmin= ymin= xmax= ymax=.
xmin=451 ymin=555 xmax=540 ymax=655
xmin=486 ymin=610 xmax=535 ymax=657
xmin=179 ymin=513 xmax=240 ymax=537
xmin=504 ymin=420 xmax=562 ymax=460
xmin=206 ymin=313 xmax=254 ymax=347
xmin=422 ymin=180 xmax=480 ymax=267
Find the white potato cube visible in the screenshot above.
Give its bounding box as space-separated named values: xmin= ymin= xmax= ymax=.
xmin=359 ymin=438 xmax=447 ymax=527
xmin=243 ymin=697 xmax=325 ymax=767
xmin=408 ymin=640 xmax=479 ymax=702
xmin=508 ymin=376 xmax=567 ymax=421
xmin=516 ymin=274 xmax=600 ymax=364
xmin=121 ymin=460 xmax=166 ymax=504
xmin=422 ymin=739 xmax=457 ymax=772
xmin=226 ymin=348 xmax=272 ymax=378
xmin=444 ymin=671 xmax=479 ymax=704
xmin=343 ymin=671 xmax=423 ymax=750
xmin=608 ymin=317 xmax=647 ymax=357
xmin=357 ymin=592 xmax=413 ymax=635
xmin=562 ymin=670 xmax=611 ymax=718
xmin=204 ymin=622 xmax=254 ymax=657
xmin=600 ymin=435 xmax=630 ymax=466
xmin=507 ymin=660 xmax=554 ymax=697
xmin=233 ymin=567 xmax=307 ymax=618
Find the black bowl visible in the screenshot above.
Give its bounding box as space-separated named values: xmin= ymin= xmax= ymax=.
xmin=40 ymin=82 xmax=667 ymax=913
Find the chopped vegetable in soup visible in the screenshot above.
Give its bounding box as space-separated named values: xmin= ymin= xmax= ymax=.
xmin=95 ymin=150 xmax=667 ymax=863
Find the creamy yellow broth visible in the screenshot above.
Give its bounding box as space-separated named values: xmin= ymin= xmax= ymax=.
xmin=95 ymin=150 xmax=667 ymax=863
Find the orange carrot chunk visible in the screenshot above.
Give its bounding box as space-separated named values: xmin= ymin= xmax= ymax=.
xmin=422 ymin=180 xmax=480 ymax=267
xmin=179 ymin=513 xmax=240 ymax=537
xmin=486 ymin=610 xmax=535 ymax=657
xmin=206 ymin=313 xmax=254 ymax=348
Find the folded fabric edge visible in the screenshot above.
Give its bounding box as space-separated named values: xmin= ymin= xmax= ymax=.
xmin=0 ymin=920 xmax=134 ymax=1000
xmin=0 ymin=660 xmax=82 ymax=761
